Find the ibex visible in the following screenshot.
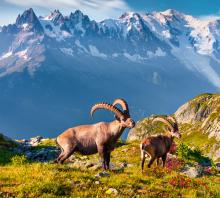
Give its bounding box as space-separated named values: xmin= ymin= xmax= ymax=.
xmin=55 ymin=99 xmax=135 ymax=170
xmin=140 ymin=116 xmax=181 ymax=171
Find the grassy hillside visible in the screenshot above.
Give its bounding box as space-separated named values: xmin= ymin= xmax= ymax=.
xmin=0 ymin=140 xmax=220 ymax=197
xmin=0 ymin=133 xmax=18 ymax=165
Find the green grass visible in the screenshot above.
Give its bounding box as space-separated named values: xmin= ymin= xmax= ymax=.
xmin=39 ymin=139 xmax=57 ymax=147
xmin=0 ymin=142 xmax=220 ymax=197
xmin=176 ymin=124 xmax=218 ymax=156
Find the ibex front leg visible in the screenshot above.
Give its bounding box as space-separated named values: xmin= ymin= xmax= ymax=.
xmin=98 ymin=146 xmax=108 ymax=170
xmin=141 ymin=150 xmax=146 ymax=172
xmin=105 ymin=152 xmax=111 ymax=170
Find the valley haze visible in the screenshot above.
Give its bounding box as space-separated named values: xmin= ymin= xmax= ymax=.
xmin=0 ymin=8 xmax=219 ymax=139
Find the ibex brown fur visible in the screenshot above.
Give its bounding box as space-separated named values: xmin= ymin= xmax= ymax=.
xmin=140 ymin=116 xmax=181 ymax=171
xmin=55 ymin=99 xmax=135 ymax=170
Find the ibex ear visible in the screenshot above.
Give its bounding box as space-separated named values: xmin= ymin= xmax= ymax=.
xmin=114 ymin=115 xmax=120 ymax=121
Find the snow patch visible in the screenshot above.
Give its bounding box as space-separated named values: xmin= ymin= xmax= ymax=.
xmin=0 ymin=51 xmax=12 ymax=60
xmin=171 ymin=35 xmax=220 ymax=89
xmin=22 ymin=23 xmax=29 ymax=30
xmin=152 ymin=72 xmax=161 ymax=85
xmin=123 ymin=52 xmax=146 ymax=62
xmin=60 ymin=48 xmax=74 ymax=56
xmin=162 ymin=30 xmax=171 ymax=39
xmin=89 ymin=45 xmax=107 ymax=58
xmin=75 ymin=40 xmax=88 ymax=53
xmin=155 ymin=48 xmax=166 ymax=56
xmin=75 ymin=23 xmax=85 ymax=35
xmin=147 ymin=48 xmax=166 ymax=58
xmin=16 ymin=49 xmax=28 ymax=60
xmin=40 ymin=18 xmax=71 ymax=41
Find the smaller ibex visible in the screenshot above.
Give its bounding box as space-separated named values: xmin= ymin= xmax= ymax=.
xmin=140 ymin=116 xmax=181 ymax=171
xmin=55 ymin=99 xmax=135 ymax=170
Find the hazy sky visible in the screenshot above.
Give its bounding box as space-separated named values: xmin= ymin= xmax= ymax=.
xmin=0 ymin=0 xmax=220 ymax=25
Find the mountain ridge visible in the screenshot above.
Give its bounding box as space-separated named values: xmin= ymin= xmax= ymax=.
xmin=1 ymin=8 xmax=220 ymax=87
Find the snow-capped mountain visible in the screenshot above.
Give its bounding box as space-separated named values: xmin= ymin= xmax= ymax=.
xmin=0 ymin=8 xmax=219 ymax=139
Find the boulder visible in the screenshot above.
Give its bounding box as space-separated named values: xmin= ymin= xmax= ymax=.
xmin=95 ymin=171 xmax=110 ymax=178
xmin=180 ymin=164 xmax=202 ymax=178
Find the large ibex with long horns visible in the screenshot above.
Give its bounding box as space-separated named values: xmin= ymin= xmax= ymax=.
xmin=55 ymin=99 xmax=135 ymax=169
xmin=140 ymin=116 xmax=181 ymax=171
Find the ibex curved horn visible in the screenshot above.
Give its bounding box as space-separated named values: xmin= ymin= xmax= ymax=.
xmin=91 ymin=102 xmax=124 ymax=119
xmin=113 ymin=98 xmax=130 ymax=115
xmin=167 ymin=116 xmax=178 ymax=130
xmin=152 ymin=117 xmax=174 ymax=131
xmin=167 ymin=116 xmax=177 ymax=124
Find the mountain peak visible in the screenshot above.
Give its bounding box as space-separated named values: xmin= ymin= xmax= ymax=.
xmin=16 ymin=8 xmax=37 ymax=25
xmin=15 ymin=8 xmax=43 ymax=33
xmin=69 ymin=10 xmax=87 ymax=21
xmin=45 ymin=9 xmax=64 ymax=25
xmin=161 ymin=9 xmax=183 ymax=16
xmin=69 ymin=9 xmax=91 ymax=27
xmin=119 ymin=12 xmax=142 ymax=21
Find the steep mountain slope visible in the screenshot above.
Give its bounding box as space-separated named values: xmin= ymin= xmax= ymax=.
xmin=175 ymin=93 xmax=220 ymax=140
xmin=0 ymin=8 xmax=219 ymax=138
xmin=128 ymin=93 xmax=220 ymax=160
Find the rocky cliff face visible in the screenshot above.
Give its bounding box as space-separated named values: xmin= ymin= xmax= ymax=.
xmin=127 ymin=93 xmax=220 ymax=160
xmin=175 ymin=93 xmax=220 ymax=140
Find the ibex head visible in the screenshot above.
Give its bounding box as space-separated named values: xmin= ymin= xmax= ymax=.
xmin=91 ymin=99 xmax=135 ymax=129
xmin=112 ymin=98 xmax=135 ymax=128
xmin=153 ymin=116 xmax=181 ymax=138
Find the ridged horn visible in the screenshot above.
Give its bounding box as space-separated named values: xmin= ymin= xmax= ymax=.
xmin=167 ymin=116 xmax=177 ymax=124
xmin=91 ymin=102 xmax=124 ymax=119
xmin=112 ymin=98 xmax=129 ymax=115
xmin=152 ymin=117 xmax=174 ymax=131
xmin=167 ymin=116 xmax=178 ymax=130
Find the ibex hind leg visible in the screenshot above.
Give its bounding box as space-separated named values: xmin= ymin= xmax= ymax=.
xmin=58 ymin=142 xmax=77 ymax=164
xmin=147 ymin=156 xmax=156 ymax=168
xmin=58 ymin=147 xmax=76 ymax=164
xmin=162 ymin=154 xmax=167 ymax=167
xmin=54 ymin=141 xmax=65 ymax=163
xmin=55 ymin=150 xmax=64 ymax=163
xmin=156 ymin=157 xmax=161 ymax=166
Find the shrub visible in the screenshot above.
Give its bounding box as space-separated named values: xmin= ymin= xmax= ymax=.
xmin=168 ymin=175 xmax=192 ymax=188
xmin=166 ymin=156 xmax=185 ymax=171
xmin=177 ymin=143 xmax=211 ymax=165
xmin=0 ymin=149 xmax=15 ymax=165
xmin=11 ymin=155 xmax=28 ymax=165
